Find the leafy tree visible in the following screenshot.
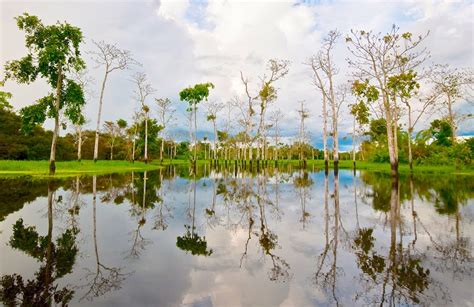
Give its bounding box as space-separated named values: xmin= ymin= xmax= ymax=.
xmin=4 ymin=13 xmax=86 ymax=174
xmin=428 ymin=119 xmax=453 ymax=147
xmin=179 ymin=83 xmax=214 ymax=163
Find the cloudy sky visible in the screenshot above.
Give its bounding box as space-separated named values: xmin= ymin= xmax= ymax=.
xmin=1 ymin=0 xmax=473 ymax=149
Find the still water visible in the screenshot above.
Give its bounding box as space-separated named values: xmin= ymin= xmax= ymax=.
xmin=0 ymin=165 xmax=473 ymax=306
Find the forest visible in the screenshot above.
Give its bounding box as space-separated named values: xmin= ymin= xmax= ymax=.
xmin=0 ymin=13 xmax=473 ymax=175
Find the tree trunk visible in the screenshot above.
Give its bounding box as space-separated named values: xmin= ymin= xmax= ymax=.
xmin=77 ymin=127 xmax=82 ymax=162
xmin=144 ymin=113 xmax=148 ymax=163
xmin=447 ymin=94 xmax=456 ymax=143
xmin=194 ymin=105 xmax=197 ymax=163
xmin=213 ymin=120 xmax=217 ymax=161
xmin=132 ymin=139 xmax=136 ymax=163
xmin=384 ymin=93 xmax=398 ymax=177
xmin=322 ymin=94 xmax=329 ymax=172
xmin=160 ymin=137 xmax=164 ymax=164
xmin=407 ymin=103 xmax=413 ymax=172
xmin=49 ymin=65 xmax=63 ymax=175
xmin=110 ymin=141 xmax=114 ymax=160
xmin=94 ymin=69 xmax=109 ymax=162
xmin=352 ymin=116 xmax=356 ymax=169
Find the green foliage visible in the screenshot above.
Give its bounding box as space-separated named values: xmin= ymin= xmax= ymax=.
xmin=350 ymin=101 xmax=370 ymax=126
xmin=176 ymin=225 xmax=213 ymax=256
xmin=428 ymin=119 xmax=453 ymax=147
xmin=4 ymin=13 xmax=86 ymax=133
xmin=179 ymin=82 xmax=215 ymax=107
xmin=1 ymin=217 xmax=77 ymax=306
xmin=352 ymin=79 xmax=379 ymax=104
xmin=387 ymin=70 xmax=420 ymax=99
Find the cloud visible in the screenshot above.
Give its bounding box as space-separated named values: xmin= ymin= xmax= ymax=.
xmin=1 ymin=0 xmax=473 ymax=146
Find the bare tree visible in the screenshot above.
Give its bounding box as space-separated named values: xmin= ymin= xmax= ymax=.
xmin=205 ymin=99 xmax=224 ymax=161
xmin=308 ymin=30 xmax=342 ymax=171
xmin=131 ymin=72 xmax=156 ymax=163
xmin=90 ymin=40 xmax=137 ymax=162
xmin=155 ymin=98 xmax=175 ymax=163
xmin=240 ymin=59 xmax=290 ymax=163
xmin=71 ymin=69 xmax=95 ymax=161
xmin=269 ymin=109 xmax=284 ymax=162
xmin=429 ymin=64 xmax=473 ymax=142
xmin=346 ymin=26 xmax=429 ymax=176
xmin=297 ymin=101 xmax=310 ymax=164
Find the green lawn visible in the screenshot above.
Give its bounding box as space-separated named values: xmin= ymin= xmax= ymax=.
xmin=0 ymin=159 xmax=472 ymax=178
xmin=0 ymin=160 xmax=161 ymax=178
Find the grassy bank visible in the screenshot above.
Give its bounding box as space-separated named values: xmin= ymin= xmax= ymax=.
xmin=162 ymin=159 xmax=473 ymax=175
xmin=0 ymin=160 xmax=161 ymax=178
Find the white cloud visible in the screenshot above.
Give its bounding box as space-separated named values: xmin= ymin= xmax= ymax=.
xmin=1 ymin=0 xmax=473 ymax=144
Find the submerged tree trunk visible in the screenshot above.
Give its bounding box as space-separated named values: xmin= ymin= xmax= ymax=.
xmin=352 ymin=116 xmax=356 ymax=169
xmin=94 ymin=69 xmax=109 ymax=163
xmin=50 ymin=65 xmax=63 ymax=175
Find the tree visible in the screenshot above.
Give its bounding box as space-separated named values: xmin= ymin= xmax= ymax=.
xmin=297 ymin=101 xmax=310 ymax=164
xmin=349 ymin=101 xmax=370 ymax=167
xmin=72 ymin=69 xmax=94 ymax=162
xmin=179 ymin=82 xmax=214 ymax=163
xmin=429 ymin=64 xmax=473 ymax=142
xmin=155 ymin=97 xmax=175 ymax=163
xmin=205 ymin=100 xmax=224 ymax=161
xmin=387 ymin=70 xmax=420 ymax=171
xmin=239 ymin=60 xmax=289 ymax=162
xmin=4 ymin=13 xmax=86 ymax=175
xmin=103 ymin=119 xmax=126 ymax=160
xmin=132 ymin=72 xmax=155 ymax=163
xmin=269 ymin=109 xmax=283 ymax=162
xmin=346 ymin=25 xmax=429 ymax=176
xmin=428 ymin=119 xmax=453 ymax=147
xmin=308 ymin=30 xmax=342 ymax=171
xmin=90 ymin=40 xmax=137 ymax=162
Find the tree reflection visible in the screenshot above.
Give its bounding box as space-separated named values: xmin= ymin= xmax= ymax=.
xmin=313 ymin=172 xmax=344 ymax=305
xmin=176 ymin=174 xmax=213 ymax=256
xmin=126 ymin=171 xmax=153 ymax=259
xmin=352 ymin=176 xmax=448 ymax=305
xmin=80 ymin=176 xmax=131 ymax=301
xmin=294 ymin=170 xmax=312 ymax=229
xmin=0 ymin=182 xmax=77 ymax=306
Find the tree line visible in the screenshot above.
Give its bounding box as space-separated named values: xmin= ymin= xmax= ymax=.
xmin=1 ymin=14 xmax=473 ymax=175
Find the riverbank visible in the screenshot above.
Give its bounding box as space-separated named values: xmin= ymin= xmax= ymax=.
xmin=0 ymin=160 xmax=161 ymax=178
xmin=0 ymin=159 xmax=472 ymax=178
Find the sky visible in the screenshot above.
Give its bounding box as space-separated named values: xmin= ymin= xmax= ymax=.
xmin=1 ymin=0 xmax=473 ymax=150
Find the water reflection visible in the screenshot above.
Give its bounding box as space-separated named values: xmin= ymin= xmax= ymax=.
xmin=0 ymin=165 xmax=473 ymax=306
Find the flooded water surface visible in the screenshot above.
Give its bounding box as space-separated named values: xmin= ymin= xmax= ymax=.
xmin=0 ymin=165 xmax=473 ymax=306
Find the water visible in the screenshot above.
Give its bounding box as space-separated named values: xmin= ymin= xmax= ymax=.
xmin=0 ymin=165 xmax=473 ymax=306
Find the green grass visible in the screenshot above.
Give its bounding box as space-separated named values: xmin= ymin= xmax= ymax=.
xmin=163 ymin=159 xmax=473 ymax=175
xmin=0 ymin=160 xmax=161 ymax=178
xmin=0 ymin=159 xmax=472 ymax=178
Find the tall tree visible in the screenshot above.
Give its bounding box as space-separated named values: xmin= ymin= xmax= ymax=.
xmin=179 ymin=82 xmax=214 ymax=164
xmin=297 ymin=101 xmax=309 ymax=163
xmin=269 ymin=109 xmax=283 ymax=162
xmin=90 ymin=41 xmax=137 ymax=162
xmin=4 ymin=13 xmax=86 ymax=174
xmin=132 ymin=72 xmax=155 ymax=163
xmin=205 ymin=100 xmax=224 ymax=161
xmin=346 ymin=25 xmax=429 ymax=176
xmin=72 ymin=69 xmax=94 ymax=162
xmin=308 ymin=30 xmax=342 ymax=171
xmin=155 ymin=97 xmax=175 ymax=163
xmin=241 ymin=59 xmax=290 ymax=162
